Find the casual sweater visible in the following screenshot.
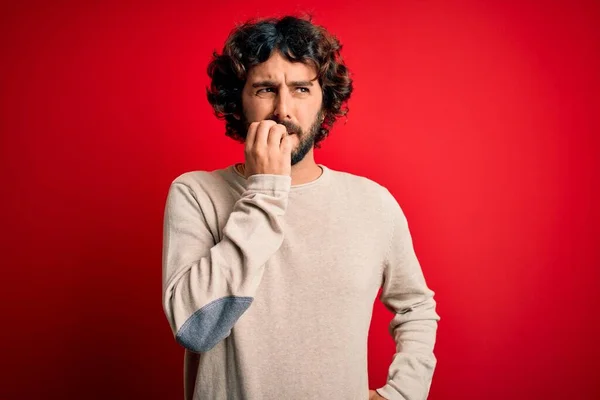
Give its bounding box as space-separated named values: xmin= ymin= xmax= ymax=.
xmin=162 ymin=164 xmax=440 ymax=400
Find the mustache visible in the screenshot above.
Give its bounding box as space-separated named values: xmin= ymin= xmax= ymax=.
xmin=266 ymin=117 xmax=302 ymax=134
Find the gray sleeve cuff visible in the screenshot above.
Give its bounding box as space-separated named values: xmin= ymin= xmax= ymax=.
xmin=246 ymin=174 xmax=292 ymax=193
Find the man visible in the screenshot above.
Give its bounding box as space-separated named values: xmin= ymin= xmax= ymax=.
xmin=162 ymin=15 xmax=440 ymax=400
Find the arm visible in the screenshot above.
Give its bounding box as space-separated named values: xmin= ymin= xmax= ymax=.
xmin=162 ymin=174 xmax=291 ymax=353
xmin=375 ymin=190 xmax=440 ymax=400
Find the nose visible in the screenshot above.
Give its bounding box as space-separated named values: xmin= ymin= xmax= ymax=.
xmin=273 ymin=90 xmax=292 ymax=121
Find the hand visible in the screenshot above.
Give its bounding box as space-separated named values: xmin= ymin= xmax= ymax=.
xmin=368 ymin=390 xmax=386 ymax=400
xmin=244 ymin=120 xmax=293 ymax=177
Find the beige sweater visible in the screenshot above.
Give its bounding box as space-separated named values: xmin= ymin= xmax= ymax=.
xmin=162 ymin=164 xmax=439 ymax=400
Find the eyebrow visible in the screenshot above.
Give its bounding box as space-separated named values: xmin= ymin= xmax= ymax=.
xmin=251 ymin=80 xmax=315 ymax=88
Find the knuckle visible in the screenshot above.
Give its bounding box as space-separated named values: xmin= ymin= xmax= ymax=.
xmin=271 ymin=125 xmax=286 ymax=136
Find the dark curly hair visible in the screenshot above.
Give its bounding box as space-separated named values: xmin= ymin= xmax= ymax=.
xmin=206 ymin=15 xmax=353 ymax=148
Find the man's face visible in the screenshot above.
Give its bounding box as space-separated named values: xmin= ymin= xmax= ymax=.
xmin=241 ymin=51 xmax=324 ymax=165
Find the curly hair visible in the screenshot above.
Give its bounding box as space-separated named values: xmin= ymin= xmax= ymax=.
xmin=206 ymin=15 xmax=353 ymax=148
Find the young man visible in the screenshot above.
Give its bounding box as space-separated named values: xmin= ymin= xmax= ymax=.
xmin=162 ymin=15 xmax=440 ymax=400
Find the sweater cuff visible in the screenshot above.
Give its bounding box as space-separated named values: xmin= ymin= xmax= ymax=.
xmin=246 ymin=174 xmax=292 ymax=193
xmin=376 ymin=385 xmax=402 ymax=400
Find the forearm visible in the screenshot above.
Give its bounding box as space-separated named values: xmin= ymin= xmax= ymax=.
xmin=162 ymin=175 xmax=291 ymax=353
xmin=377 ymin=298 xmax=439 ymax=400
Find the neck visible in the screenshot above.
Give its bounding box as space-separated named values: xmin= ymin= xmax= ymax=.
xmin=289 ymin=149 xmax=322 ymax=185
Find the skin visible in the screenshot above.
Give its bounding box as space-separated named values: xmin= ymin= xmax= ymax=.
xmin=239 ymin=51 xmax=325 ymax=186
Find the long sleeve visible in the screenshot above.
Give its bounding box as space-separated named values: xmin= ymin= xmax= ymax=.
xmin=376 ymin=189 xmax=440 ymax=400
xmin=162 ymin=173 xmax=291 ymax=353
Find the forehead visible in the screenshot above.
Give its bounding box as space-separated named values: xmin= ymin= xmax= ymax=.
xmin=246 ymin=51 xmax=318 ymax=82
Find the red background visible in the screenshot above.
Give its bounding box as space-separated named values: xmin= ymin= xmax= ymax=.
xmin=1 ymin=1 xmax=599 ymax=399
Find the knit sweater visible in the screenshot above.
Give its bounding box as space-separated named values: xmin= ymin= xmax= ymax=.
xmin=162 ymin=164 xmax=440 ymax=400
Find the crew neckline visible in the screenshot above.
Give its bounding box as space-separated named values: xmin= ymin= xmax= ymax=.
xmin=228 ymin=163 xmax=330 ymax=190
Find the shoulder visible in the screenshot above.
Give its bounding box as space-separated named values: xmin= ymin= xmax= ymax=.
xmin=165 ymin=167 xmax=235 ymax=207
xmin=171 ymin=169 xmax=219 ymax=188
xmin=329 ymin=167 xmax=399 ymax=209
xmin=169 ymin=166 xmax=234 ymax=192
xmin=329 ymin=168 xmax=384 ymax=192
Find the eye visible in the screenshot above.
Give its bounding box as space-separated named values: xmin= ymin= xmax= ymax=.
xmin=256 ymin=88 xmax=275 ymax=94
xmin=296 ymin=87 xmax=310 ymax=93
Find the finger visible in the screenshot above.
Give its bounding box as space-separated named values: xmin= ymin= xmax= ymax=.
xmin=245 ymin=122 xmax=260 ymax=152
xmin=280 ymin=133 xmax=294 ymax=155
xmin=255 ymin=120 xmax=277 ymax=149
xmin=267 ymin=124 xmax=286 ymax=149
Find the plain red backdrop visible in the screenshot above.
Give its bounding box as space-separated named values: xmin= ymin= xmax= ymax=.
xmin=1 ymin=1 xmax=598 ymax=399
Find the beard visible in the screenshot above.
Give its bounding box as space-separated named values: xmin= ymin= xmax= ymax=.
xmin=242 ymin=110 xmax=323 ymax=166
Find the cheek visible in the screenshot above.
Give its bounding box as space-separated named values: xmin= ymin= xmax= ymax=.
xmin=300 ymin=104 xmax=322 ymax=127
xmin=242 ymin=96 xmax=269 ymax=121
